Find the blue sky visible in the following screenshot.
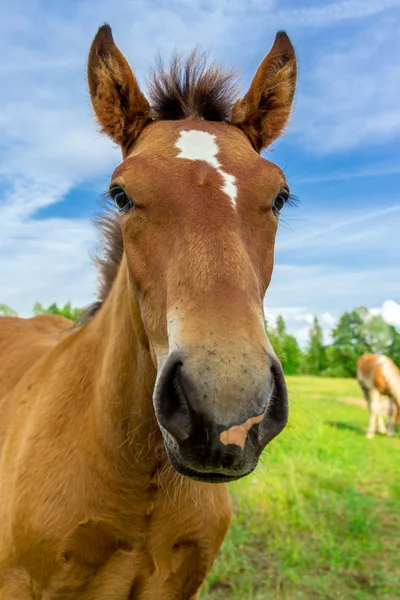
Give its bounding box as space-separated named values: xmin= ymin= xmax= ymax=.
xmin=1 ymin=0 xmax=400 ymax=343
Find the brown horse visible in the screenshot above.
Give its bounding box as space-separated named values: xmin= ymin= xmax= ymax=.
xmin=357 ymin=354 xmax=400 ymax=438
xmin=0 ymin=24 xmax=297 ymax=599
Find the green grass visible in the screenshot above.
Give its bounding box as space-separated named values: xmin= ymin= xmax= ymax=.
xmin=201 ymin=376 xmax=400 ymax=600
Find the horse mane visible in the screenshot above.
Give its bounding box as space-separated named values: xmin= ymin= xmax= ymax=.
xmin=80 ymin=53 xmax=239 ymax=323
xmin=148 ymin=50 xmax=239 ymax=121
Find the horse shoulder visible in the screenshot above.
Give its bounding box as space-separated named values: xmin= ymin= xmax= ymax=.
xmin=356 ymin=354 xmax=376 ymax=388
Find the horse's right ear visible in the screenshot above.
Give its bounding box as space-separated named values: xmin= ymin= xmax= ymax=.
xmin=87 ymin=24 xmax=151 ymax=151
xmin=231 ymin=32 xmax=297 ymax=153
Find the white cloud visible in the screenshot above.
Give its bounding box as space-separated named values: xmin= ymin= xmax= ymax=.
xmin=0 ymin=217 xmax=97 ymax=316
xmin=370 ymin=300 xmax=400 ymax=328
xmin=295 ymin=313 xmax=314 ymax=325
xmin=320 ymin=312 xmax=336 ymax=327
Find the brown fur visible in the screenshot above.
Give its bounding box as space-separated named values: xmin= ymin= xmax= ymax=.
xmin=87 ymin=24 xmax=152 ymax=150
xmin=0 ymin=24 xmax=297 ymax=599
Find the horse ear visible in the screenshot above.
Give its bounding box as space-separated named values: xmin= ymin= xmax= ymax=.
xmin=87 ymin=24 xmax=151 ymax=151
xmin=231 ymin=32 xmax=297 ymax=152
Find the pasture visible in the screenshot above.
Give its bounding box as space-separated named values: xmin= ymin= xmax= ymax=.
xmin=202 ymin=377 xmax=400 ymax=600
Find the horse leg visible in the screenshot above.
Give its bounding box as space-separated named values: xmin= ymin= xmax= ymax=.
xmin=366 ymin=389 xmax=380 ymax=439
xmin=359 ymin=382 xmax=370 ymax=406
xmin=387 ymin=397 xmax=396 ymax=437
xmin=377 ymin=397 xmax=387 ymax=435
xmin=359 ymin=382 xmax=374 ymax=438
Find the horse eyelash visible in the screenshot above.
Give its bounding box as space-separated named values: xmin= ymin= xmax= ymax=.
xmin=286 ymin=193 xmax=299 ymax=208
xmin=101 ymin=190 xmax=112 ymax=202
xmin=100 ymin=190 xmax=118 ymax=210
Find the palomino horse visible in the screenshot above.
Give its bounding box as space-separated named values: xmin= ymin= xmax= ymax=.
xmin=0 ymin=25 xmax=297 ymax=599
xmin=357 ymin=354 xmax=400 ymax=438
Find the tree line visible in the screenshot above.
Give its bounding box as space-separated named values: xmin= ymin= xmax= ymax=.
xmin=1 ymin=302 xmax=400 ymax=378
xmin=266 ymin=307 xmax=400 ymax=377
xmin=0 ymin=302 xmax=82 ymax=322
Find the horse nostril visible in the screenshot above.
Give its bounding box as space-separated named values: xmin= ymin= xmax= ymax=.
xmin=265 ymin=359 xmax=288 ymax=433
xmin=172 ymin=371 xmax=187 ymax=411
xmin=155 ymin=360 xmax=192 ymax=443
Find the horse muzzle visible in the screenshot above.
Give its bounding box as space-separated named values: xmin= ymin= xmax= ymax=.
xmin=153 ymin=349 xmax=288 ymax=483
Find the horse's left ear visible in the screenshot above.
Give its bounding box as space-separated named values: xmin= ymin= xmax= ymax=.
xmin=87 ymin=24 xmax=151 ymax=151
xmin=231 ymin=32 xmax=297 ymax=152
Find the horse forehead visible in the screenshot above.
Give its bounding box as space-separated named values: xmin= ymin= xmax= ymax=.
xmin=116 ymin=121 xmax=283 ymax=186
xmin=163 ymin=123 xmax=285 ymax=184
xmin=132 ymin=120 xmax=256 ymax=163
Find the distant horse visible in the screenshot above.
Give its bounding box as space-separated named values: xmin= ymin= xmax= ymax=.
xmin=357 ymin=354 xmax=400 ymax=438
xmin=0 ymin=24 xmax=297 ymax=599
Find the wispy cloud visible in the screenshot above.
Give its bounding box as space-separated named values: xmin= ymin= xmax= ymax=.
xmin=296 ymin=164 xmax=400 ymax=185
xmin=291 ymin=13 xmax=400 ymax=153
xmin=0 ymin=216 xmax=97 ymax=314
xmin=277 ymin=204 xmax=400 ymax=251
xmin=273 ymin=0 xmax=400 ymax=28
xmin=266 ymin=263 xmax=400 ymax=316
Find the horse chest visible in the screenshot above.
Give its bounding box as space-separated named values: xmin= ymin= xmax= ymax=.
xmin=37 ymin=485 xmax=225 ymax=600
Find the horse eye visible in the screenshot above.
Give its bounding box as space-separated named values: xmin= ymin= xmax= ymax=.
xmin=110 ymin=187 xmax=133 ymax=212
xmin=272 ymin=189 xmax=289 ymax=215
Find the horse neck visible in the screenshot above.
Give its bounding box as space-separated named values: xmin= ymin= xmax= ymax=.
xmin=86 ymin=255 xmax=161 ymax=462
xmin=381 ymin=357 xmax=400 ymax=406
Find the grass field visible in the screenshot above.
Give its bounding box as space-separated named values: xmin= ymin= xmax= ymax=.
xmin=201 ymin=377 xmax=400 ymax=600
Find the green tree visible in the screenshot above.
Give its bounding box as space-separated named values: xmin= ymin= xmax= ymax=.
xmin=360 ymin=315 xmax=393 ymax=355
xmin=327 ymin=306 xmax=400 ymax=377
xmin=387 ymin=325 xmax=400 ymax=368
xmin=305 ymin=316 xmax=327 ymax=375
xmin=328 ymin=307 xmax=371 ymax=377
xmin=265 ymin=316 xmax=303 ymax=375
xmin=282 ymin=333 xmax=303 ymax=375
xmin=265 ymin=318 xmax=283 ymax=358
xmin=32 ymin=301 xmax=82 ymax=322
xmin=322 ymin=345 xmax=351 ymax=378
xmin=0 ymin=304 xmax=18 ymax=317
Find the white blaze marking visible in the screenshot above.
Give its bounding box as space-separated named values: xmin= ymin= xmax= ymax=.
xmin=175 ymin=130 xmax=237 ymax=207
